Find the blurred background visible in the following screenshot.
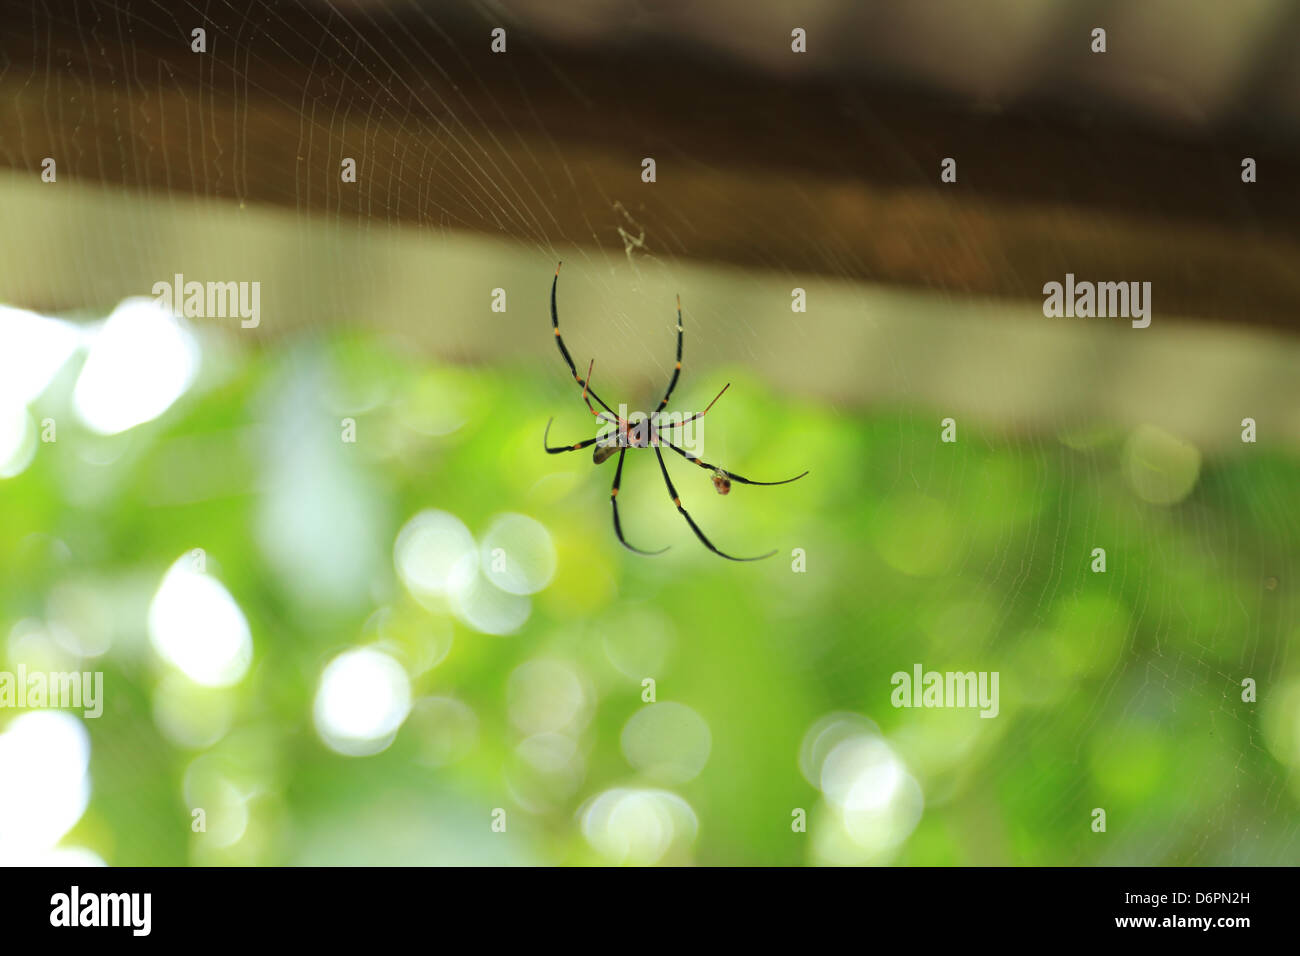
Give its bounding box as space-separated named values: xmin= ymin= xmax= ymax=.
xmin=0 ymin=0 xmax=1298 ymax=866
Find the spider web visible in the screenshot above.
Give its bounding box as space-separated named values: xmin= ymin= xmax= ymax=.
xmin=1 ymin=0 xmax=1298 ymax=868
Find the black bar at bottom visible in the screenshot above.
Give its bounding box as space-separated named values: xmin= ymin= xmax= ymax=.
xmin=1 ymin=865 xmax=1275 ymax=942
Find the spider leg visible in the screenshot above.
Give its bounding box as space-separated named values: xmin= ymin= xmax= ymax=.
xmin=652 ymin=445 xmax=776 ymax=561
xmin=552 ymin=263 xmax=617 ymax=417
xmin=611 ymin=448 xmax=669 ymax=555
xmin=657 ymin=382 xmax=731 ymax=429
xmin=658 ymin=435 xmax=809 ymax=486
xmin=653 ymin=293 xmax=686 ymax=415
xmin=544 ymin=417 xmax=602 ymax=454
xmin=581 ymin=359 xmax=609 ymax=421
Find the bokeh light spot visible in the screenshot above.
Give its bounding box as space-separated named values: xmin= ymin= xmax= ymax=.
xmin=313 ymin=648 xmax=412 ymax=756
xmin=1123 ymin=424 xmax=1200 ymax=505
xmin=620 ymin=701 xmax=712 ymax=784
xmin=72 ymin=298 xmax=199 ymax=435
xmin=148 ymin=557 xmax=253 ymax=688
xmin=0 ymin=712 xmax=92 ymax=861
xmin=508 ymin=659 xmax=589 ymax=735
xmin=579 ymin=788 xmax=699 ymax=865
xmin=480 ymin=512 xmax=557 ymax=595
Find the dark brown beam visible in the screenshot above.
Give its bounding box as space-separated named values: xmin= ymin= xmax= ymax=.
xmin=2 ymin=0 xmax=1299 ymax=331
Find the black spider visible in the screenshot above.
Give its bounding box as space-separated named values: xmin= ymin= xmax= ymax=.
xmin=543 ymin=263 xmax=808 ymax=561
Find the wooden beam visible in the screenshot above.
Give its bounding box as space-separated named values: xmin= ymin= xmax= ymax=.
xmin=2 ymin=0 xmax=1299 ymax=331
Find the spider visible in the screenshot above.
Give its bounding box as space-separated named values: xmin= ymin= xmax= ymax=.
xmin=543 ymin=263 xmax=808 ymax=561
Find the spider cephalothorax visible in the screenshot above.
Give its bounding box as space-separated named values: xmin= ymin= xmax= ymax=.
xmin=543 ymin=263 xmax=807 ymax=561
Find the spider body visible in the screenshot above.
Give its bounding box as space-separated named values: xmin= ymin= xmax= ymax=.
xmin=594 ymin=415 xmax=653 ymax=462
xmin=543 ymin=263 xmax=807 ymax=561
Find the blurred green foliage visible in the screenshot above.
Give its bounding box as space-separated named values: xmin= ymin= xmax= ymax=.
xmin=1 ymin=323 xmax=1298 ymax=866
